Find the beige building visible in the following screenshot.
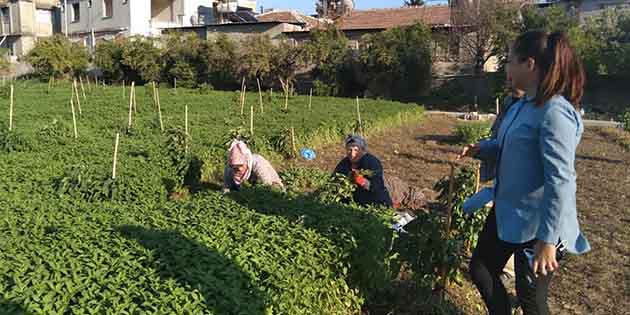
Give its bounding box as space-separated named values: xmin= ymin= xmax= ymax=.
xmin=0 ymin=0 xmax=59 ymax=59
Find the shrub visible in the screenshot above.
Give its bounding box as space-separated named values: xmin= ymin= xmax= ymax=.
xmin=121 ymin=36 xmax=162 ymax=83
xmin=434 ymin=166 xmax=489 ymax=252
xmin=620 ymin=109 xmax=630 ymax=132
xmin=313 ymin=79 xmax=335 ymax=96
xmin=94 ymin=40 xmax=125 ymax=82
xmin=25 ymin=35 xmax=88 ymax=78
xmin=454 ymin=121 xmax=491 ymax=144
xmin=0 ymin=124 xmax=29 ymax=153
xmin=0 ymin=48 xmax=10 ymax=75
xmin=162 ymin=33 xmax=206 ymax=88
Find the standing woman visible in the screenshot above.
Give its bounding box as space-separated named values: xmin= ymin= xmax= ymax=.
xmin=460 ymin=31 xmax=590 ymax=315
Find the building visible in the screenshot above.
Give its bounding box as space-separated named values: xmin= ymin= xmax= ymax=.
xmin=0 ymin=0 xmax=60 ymax=59
xmin=535 ymin=0 xmax=630 ymax=22
xmin=165 ymin=9 xmax=322 ymax=41
xmin=57 ymin=0 xmax=258 ymax=50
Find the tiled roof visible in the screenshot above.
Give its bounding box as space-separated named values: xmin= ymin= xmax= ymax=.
xmin=336 ymin=5 xmax=451 ymax=30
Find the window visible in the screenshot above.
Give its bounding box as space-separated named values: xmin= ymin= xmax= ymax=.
xmin=71 ymin=3 xmax=80 ymax=22
xmin=103 ymin=0 xmax=112 ymax=18
xmin=36 ymin=9 xmax=52 ymax=24
xmin=0 ymin=7 xmax=10 ymax=34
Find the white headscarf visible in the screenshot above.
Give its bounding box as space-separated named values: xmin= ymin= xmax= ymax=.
xmin=228 ymin=140 xmax=254 ymax=185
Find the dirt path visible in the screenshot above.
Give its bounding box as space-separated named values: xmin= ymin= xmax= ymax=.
xmin=297 ymin=115 xmax=630 ymax=315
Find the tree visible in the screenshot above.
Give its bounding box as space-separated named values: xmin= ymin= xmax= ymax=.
xmin=202 ymin=34 xmax=239 ymax=89
xmin=450 ymin=0 xmax=521 ymax=75
xmin=238 ymin=35 xmax=306 ymax=90
xmin=360 ymin=23 xmax=433 ymax=101
xmin=404 ymin=0 xmax=424 ymax=6
xmin=316 ymin=0 xmax=353 ymax=19
xmin=585 ymin=8 xmax=630 ymax=78
xmin=305 ymin=26 xmax=351 ymax=95
xmin=26 ymin=35 xmax=89 ymax=78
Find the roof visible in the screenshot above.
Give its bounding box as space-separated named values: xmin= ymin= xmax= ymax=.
xmin=336 ymin=5 xmax=451 ymax=31
xmin=255 ymin=10 xmax=326 ymax=29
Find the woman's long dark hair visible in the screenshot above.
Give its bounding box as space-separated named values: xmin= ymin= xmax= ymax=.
xmin=513 ymin=31 xmax=586 ymax=108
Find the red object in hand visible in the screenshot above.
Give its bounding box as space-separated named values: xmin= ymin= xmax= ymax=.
xmin=354 ymin=174 xmax=368 ymax=187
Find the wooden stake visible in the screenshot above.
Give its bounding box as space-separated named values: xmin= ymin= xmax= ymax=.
xmin=270 ymin=87 xmax=273 ymax=98
xmin=72 ymin=80 xmax=82 ymax=115
xmin=240 ymin=82 xmax=246 ymax=116
xmin=284 ymin=87 xmax=289 ymax=110
xmin=85 ymin=76 xmax=90 ymax=91
xmin=152 ymin=81 xmax=157 ymax=108
xmin=122 ymin=80 xmax=126 ymax=99
xmin=48 ymin=76 xmax=52 ymax=93
xmin=79 ymin=76 xmax=86 ymax=103
xmin=291 ymin=126 xmax=297 ymax=158
xmin=70 ymin=97 xmax=78 ymax=138
xmin=112 ymin=133 xmax=119 ymax=179
xmin=8 ymin=84 xmax=13 ymax=131
xmin=356 ymin=96 xmax=362 ymax=134
xmin=174 ymin=77 xmax=177 ymax=92
xmin=249 ymin=102 xmax=254 ymax=135
xmin=127 ymin=82 xmax=134 ymax=131
xmin=309 ymin=88 xmax=312 ymax=111
xmin=475 ymin=162 xmax=481 ymax=192
xmin=240 ymin=77 xmax=245 ymax=115
xmin=496 ymin=97 xmax=500 ymax=115
xmin=132 ymin=82 xmax=137 ymax=113
xmin=156 ymin=87 xmax=164 ymax=131
xmin=257 ymin=77 xmax=263 ymax=114
xmin=185 ymin=104 xmax=189 ymax=153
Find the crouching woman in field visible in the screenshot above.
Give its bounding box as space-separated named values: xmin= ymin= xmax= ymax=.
xmin=333 ymin=135 xmax=393 ymax=207
xmin=222 ymin=140 xmax=284 ymax=193
xmin=460 ymin=31 xmax=590 ymax=315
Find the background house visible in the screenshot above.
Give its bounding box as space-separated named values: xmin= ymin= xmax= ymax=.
xmin=0 ymin=0 xmax=59 ymax=59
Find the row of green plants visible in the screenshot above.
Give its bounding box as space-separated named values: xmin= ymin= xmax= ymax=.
xmin=0 ymin=81 xmax=438 ymax=314
xmin=25 ymin=23 xmax=434 ymax=103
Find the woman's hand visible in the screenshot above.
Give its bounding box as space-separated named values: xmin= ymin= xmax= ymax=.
xmin=532 ymin=240 xmax=558 ymax=276
xmin=458 ymin=143 xmax=481 ymax=160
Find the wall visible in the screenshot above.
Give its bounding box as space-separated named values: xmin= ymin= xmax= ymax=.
xmin=63 ymin=0 xmax=131 ymax=36
xmin=129 ymin=0 xmax=151 ymax=36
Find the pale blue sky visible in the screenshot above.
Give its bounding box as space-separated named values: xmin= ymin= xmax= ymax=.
xmin=257 ymin=0 xmax=447 ymax=15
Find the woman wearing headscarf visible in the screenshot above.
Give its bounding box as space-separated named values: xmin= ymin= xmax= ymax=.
xmin=222 ymin=140 xmax=284 ymax=193
xmin=333 ymin=135 xmax=392 ymax=207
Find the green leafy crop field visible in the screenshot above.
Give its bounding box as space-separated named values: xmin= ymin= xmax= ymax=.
xmin=0 ymin=81 xmax=423 ymax=314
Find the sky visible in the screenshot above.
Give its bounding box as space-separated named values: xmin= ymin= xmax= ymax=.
xmin=257 ymin=0 xmax=447 ymax=15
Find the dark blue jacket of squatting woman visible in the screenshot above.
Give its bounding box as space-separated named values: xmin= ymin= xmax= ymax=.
xmin=333 ymin=153 xmax=393 ymax=207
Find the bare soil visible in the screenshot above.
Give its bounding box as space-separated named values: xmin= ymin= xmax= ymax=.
xmin=297 ymin=115 xmax=630 ymax=315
